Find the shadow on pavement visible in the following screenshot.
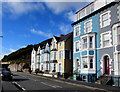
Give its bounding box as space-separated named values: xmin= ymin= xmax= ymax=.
xmin=12 ymin=78 xmax=29 ymax=82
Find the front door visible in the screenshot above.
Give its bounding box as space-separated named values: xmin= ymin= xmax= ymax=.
xmin=104 ymin=56 xmax=109 ymax=75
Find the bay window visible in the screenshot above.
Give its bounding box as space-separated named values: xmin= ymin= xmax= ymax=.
xmin=82 ymin=56 xmax=94 ymax=69
xmin=51 ymin=52 xmax=56 ymax=60
xmin=54 ymin=52 xmax=56 ymax=60
xmin=81 ymin=35 xmax=94 ymax=49
xmin=90 ymin=57 xmax=93 ymax=69
xmin=83 ymin=38 xmax=87 ymax=49
xmin=112 ymin=23 xmax=120 ymax=45
xmin=82 ymin=57 xmax=88 ymax=68
xmin=74 ymin=58 xmax=80 ymax=71
xmin=89 ymin=36 xmax=93 ymax=48
xmin=117 ymin=26 xmax=120 ymax=42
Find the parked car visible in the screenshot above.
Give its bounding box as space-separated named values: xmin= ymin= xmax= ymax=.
xmin=0 ymin=68 xmax=13 ymax=81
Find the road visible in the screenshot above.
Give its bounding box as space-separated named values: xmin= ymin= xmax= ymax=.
xmin=1 ymin=72 xmax=120 ymax=92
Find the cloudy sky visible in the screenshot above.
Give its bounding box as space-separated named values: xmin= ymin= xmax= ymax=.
xmin=1 ymin=0 xmax=93 ymax=59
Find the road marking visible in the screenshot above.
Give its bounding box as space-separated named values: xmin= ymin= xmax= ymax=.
xmin=12 ymin=81 xmax=26 ymax=91
xmin=31 ymin=74 xmax=111 ymax=92
xmin=41 ymin=82 xmax=62 ymax=88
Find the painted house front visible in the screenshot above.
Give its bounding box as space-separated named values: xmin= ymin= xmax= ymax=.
xmin=72 ymin=0 xmax=119 ymax=82
xmin=31 ymin=32 xmax=73 ymax=78
xmin=49 ymin=33 xmax=73 ymax=76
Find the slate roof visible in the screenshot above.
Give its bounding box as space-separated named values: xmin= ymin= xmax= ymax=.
xmin=59 ymin=32 xmax=73 ymax=42
xmin=33 ymin=32 xmax=73 ymax=51
xmin=33 ymin=38 xmax=52 ymax=51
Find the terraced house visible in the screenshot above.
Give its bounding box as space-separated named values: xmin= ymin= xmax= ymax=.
xmin=31 ymin=32 xmax=73 ymax=77
xmin=31 ymin=39 xmax=52 ymax=72
xmin=72 ymin=0 xmax=120 ymax=84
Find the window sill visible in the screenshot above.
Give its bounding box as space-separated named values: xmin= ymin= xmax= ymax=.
xmin=100 ymin=45 xmax=113 ymax=49
xmin=100 ymin=24 xmax=110 ymax=29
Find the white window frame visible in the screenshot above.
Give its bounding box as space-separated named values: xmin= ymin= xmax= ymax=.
xmin=74 ymin=41 xmax=80 ymax=52
xmin=100 ymin=31 xmax=112 ymax=48
xmin=82 ymin=57 xmax=88 ymax=69
xmin=100 ymin=11 xmax=111 ymax=28
xmin=89 ymin=57 xmax=94 ymax=69
xmin=58 ymin=62 xmax=62 ymax=73
xmin=117 ymin=5 xmax=120 ymax=21
xmin=59 ymin=50 xmax=63 ymax=59
xmin=59 ymin=42 xmax=62 ymax=47
xmin=82 ymin=56 xmax=95 ymax=69
xmin=74 ymin=58 xmax=80 ymax=71
xmin=112 ymin=23 xmax=120 ymax=45
xmin=81 ymin=34 xmax=95 ymax=50
xmin=84 ymin=19 xmax=92 ymax=33
xmin=74 ymin=25 xmax=80 ymax=37
xmin=82 ymin=37 xmax=87 ymax=49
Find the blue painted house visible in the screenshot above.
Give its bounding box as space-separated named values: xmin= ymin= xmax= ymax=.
xmin=72 ymin=0 xmax=118 ymax=82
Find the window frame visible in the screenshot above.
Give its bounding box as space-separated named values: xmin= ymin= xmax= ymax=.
xmin=82 ymin=57 xmax=88 ymax=69
xmin=74 ymin=25 xmax=81 ymax=37
xmin=59 ymin=50 xmax=63 ymax=59
xmin=82 ymin=56 xmax=94 ymax=69
xmin=89 ymin=57 xmax=93 ymax=69
xmin=100 ymin=11 xmax=111 ymax=28
xmin=100 ymin=31 xmax=112 ymax=48
xmin=81 ymin=34 xmax=95 ymax=50
xmin=74 ymin=41 xmax=80 ymax=52
xmin=84 ymin=19 xmax=92 ymax=33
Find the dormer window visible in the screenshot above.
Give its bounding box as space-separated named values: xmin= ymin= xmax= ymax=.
xmin=59 ymin=42 xmax=62 ymax=47
xmin=46 ymin=43 xmax=49 ymax=51
xmin=53 ymin=42 xmax=56 ymax=48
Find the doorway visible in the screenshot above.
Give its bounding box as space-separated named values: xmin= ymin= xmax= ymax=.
xmin=103 ymin=55 xmax=110 ymax=75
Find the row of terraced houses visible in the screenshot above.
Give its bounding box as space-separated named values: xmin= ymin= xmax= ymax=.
xmin=31 ymin=0 xmax=120 ymax=85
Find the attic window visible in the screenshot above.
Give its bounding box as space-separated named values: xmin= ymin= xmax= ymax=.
xmin=53 ymin=42 xmax=56 ymax=48
xmin=59 ymin=42 xmax=62 ymax=46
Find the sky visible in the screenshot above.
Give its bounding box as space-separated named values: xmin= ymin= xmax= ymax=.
xmin=0 ymin=0 xmax=93 ymax=60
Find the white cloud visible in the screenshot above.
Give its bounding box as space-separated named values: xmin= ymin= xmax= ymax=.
xmin=0 ymin=53 xmax=5 ymax=60
xmin=44 ymin=2 xmax=79 ymax=14
xmin=31 ymin=28 xmax=53 ymax=38
xmin=65 ymin=11 xmax=76 ymax=22
xmin=9 ymin=48 xmax=16 ymax=52
xmin=3 ymin=2 xmax=45 ymax=18
xmin=59 ymin=24 xmax=72 ymax=34
xmin=2 ymin=0 xmax=95 ymax=2
xmin=43 ymin=2 xmax=90 ymax=21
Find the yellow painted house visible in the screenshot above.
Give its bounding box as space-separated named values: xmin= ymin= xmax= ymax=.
xmin=49 ymin=32 xmax=73 ymax=77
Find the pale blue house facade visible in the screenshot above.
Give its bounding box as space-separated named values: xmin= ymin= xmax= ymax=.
xmin=72 ymin=11 xmax=99 ymax=82
xmin=72 ymin=0 xmax=118 ymax=82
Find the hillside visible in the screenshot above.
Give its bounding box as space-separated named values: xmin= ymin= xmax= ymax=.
xmin=1 ymin=38 xmax=52 ymax=65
